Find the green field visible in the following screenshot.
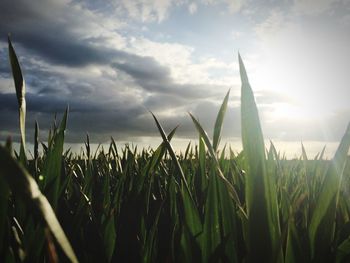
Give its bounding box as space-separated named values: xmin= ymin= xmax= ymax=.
xmin=1 ymin=38 xmax=350 ymax=263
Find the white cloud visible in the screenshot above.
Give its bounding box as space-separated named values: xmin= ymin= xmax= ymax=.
xmin=293 ymin=0 xmax=339 ymax=15
xmin=126 ymin=36 xmax=239 ymax=87
xmin=225 ymin=0 xmax=245 ymax=13
xmin=120 ymin=0 xmax=174 ymax=22
xmin=109 ymin=0 xmax=246 ymax=22
xmin=254 ymin=10 xmax=286 ymax=41
xmin=188 ymin=2 xmax=198 ymax=14
xmin=200 ymin=0 xmax=245 ymax=13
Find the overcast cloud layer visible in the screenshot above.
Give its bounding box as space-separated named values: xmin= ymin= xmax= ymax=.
xmin=1 ymin=0 xmax=349 ymax=155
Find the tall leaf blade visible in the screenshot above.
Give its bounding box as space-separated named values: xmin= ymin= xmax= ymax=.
xmin=151 ymin=113 xmax=202 ymax=237
xmin=213 ymin=90 xmax=230 ymax=151
xmin=309 ymin=123 xmax=350 ymax=261
xmin=285 ymin=219 xmax=303 ymax=263
xmin=189 ymin=113 xmax=242 ymax=209
xmin=151 ymin=112 xmax=192 ymax=200
xmin=137 ymin=125 xmax=179 ymax=199
xmin=201 ymin=167 xmax=221 ymax=262
xmin=239 ymin=53 xmax=281 ymax=261
xmin=42 ymin=108 xmax=68 ymax=208
xmin=34 ymin=120 xmax=39 ymax=178
xmin=8 ymin=36 xmax=26 ymax=163
xmin=199 ymin=136 xmax=207 ymax=193
xmin=103 ymin=215 xmax=116 ymax=262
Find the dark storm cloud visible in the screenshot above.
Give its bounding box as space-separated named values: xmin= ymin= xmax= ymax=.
xmin=62 ymin=100 xmax=232 ymax=141
xmin=1 ymin=3 xmax=90 ymax=66
xmin=8 ymin=33 xmax=114 ymax=67
xmin=113 ymin=57 xmax=170 ymax=86
xmin=0 ymin=90 xmax=239 ymax=144
xmin=129 ymin=100 xmax=242 ymax=141
xmin=0 ymin=94 xmax=145 ymax=143
xmin=0 ymin=1 xmax=143 ymax=67
xmin=112 ymin=58 xmax=226 ymax=99
xmin=0 ymin=92 xmax=104 ymax=113
xmin=143 ymin=94 xmax=187 ymax=110
xmin=0 ymin=48 xmax=10 ymax=76
xmin=0 ymin=0 xmax=223 ymax=101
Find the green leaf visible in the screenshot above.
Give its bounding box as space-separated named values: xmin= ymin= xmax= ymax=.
xmin=42 ymin=107 xmax=68 ymax=208
xmin=179 ymin=177 xmax=202 ymax=237
xmin=0 ymin=146 xmax=78 ymax=263
xmin=213 ymin=90 xmax=230 ymax=151
xmin=199 ymin=136 xmax=207 ymax=193
xmin=239 ymin=53 xmax=281 ymax=261
xmin=34 ymin=120 xmax=39 ymax=178
xmin=201 ymin=167 xmax=221 ymax=262
xmin=141 ymin=203 xmax=163 ymax=263
xmin=151 ymin=113 xmax=202 ymax=239
xmin=309 ymin=123 xmax=350 ymax=261
xmin=285 ymin=219 xmax=303 ymax=263
xmin=178 ymin=224 xmax=201 ymax=263
xmin=301 ymin=143 xmax=308 ymax=161
xmin=8 ymin=36 xmax=26 ymax=164
xmin=103 ymin=215 xmax=116 ymax=262
xmin=216 ymin=173 xmax=239 ymax=263
xmin=189 ymin=112 xmax=242 ymax=209
xmin=337 ymin=235 xmax=350 ymax=263
xmin=138 ymin=125 xmax=178 ymax=195
xmin=0 ymin=176 xmax=9 ymax=254
xmin=151 ymin=112 xmax=192 ymax=201
xmin=152 ymin=125 xmax=179 ymax=172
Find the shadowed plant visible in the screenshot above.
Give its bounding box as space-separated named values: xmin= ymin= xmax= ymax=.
xmin=1 ymin=38 xmax=350 ymax=263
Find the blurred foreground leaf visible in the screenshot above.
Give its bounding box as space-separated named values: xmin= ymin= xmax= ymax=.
xmin=0 ymin=146 xmax=78 ymax=263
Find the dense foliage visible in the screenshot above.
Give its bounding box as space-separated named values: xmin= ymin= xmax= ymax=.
xmin=1 ymin=38 xmax=350 ymax=263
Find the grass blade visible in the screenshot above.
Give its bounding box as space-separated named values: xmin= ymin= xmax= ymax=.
xmin=42 ymin=107 xmax=68 ymax=208
xmin=189 ymin=113 xmax=243 ymax=209
xmin=213 ymin=90 xmax=230 ymax=151
xmin=0 ymin=176 xmax=9 ymax=255
xmin=151 ymin=112 xmax=192 ymax=200
xmin=201 ymin=167 xmax=221 ymax=262
xmin=239 ymin=53 xmax=281 ymax=261
xmin=309 ymin=123 xmax=350 ymax=261
xmin=34 ymin=120 xmax=39 ymax=178
xmin=337 ymin=235 xmax=350 ymax=263
xmin=0 ymin=146 xmax=78 ymax=263
xmin=8 ymin=36 xmax=26 ymax=163
xmin=151 ymin=113 xmax=202 ymax=239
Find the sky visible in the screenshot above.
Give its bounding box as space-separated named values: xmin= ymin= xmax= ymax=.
xmin=0 ymin=0 xmax=350 ymax=157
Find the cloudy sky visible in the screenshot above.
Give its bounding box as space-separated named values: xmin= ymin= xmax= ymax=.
xmin=0 ymin=0 xmax=349 ymax=157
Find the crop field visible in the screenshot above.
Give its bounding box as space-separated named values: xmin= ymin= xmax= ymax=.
xmin=1 ymin=38 xmax=350 ymax=263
